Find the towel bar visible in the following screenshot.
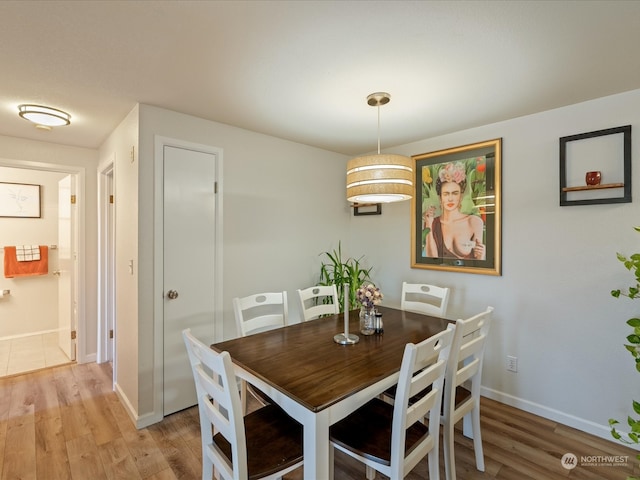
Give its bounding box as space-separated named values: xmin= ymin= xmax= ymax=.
xmin=0 ymin=245 xmax=57 ymax=250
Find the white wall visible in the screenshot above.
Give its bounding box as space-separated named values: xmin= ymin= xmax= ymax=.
xmin=0 ymin=167 xmax=66 ymax=337
xmin=351 ymin=89 xmax=640 ymax=443
xmin=108 ymin=104 xmax=349 ymax=424
xmin=0 ymin=135 xmax=99 ymax=361
xmin=98 ymin=106 xmax=140 ymax=416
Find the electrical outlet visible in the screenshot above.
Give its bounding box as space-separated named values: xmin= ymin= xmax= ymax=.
xmin=507 ymin=355 xmax=518 ymax=372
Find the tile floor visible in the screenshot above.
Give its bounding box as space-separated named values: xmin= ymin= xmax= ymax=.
xmin=0 ymin=332 xmax=73 ymax=377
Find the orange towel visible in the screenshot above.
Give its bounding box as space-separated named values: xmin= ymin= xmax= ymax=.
xmin=3 ymin=246 xmax=49 ymax=278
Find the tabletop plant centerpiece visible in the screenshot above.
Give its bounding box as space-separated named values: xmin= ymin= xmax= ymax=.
xmin=609 ymin=226 xmax=640 ymax=479
xmin=356 ymin=283 xmax=383 ymax=335
xmin=318 ymin=242 xmax=373 ymax=313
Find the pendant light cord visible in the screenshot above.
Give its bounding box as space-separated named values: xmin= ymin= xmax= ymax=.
xmin=377 ymin=103 xmax=381 ymax=154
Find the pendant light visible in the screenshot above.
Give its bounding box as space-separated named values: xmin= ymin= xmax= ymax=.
xmin=346 ymin=92 xmax=413 ymax=203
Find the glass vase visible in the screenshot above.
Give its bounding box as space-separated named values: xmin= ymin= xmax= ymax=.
xmin=359 ymin=306 xmax=376 ymax=335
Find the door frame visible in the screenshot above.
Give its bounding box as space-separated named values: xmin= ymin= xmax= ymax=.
xmin=0 ymin=158 xmax=85 ymax=362
xmin=98 ymin=159 xmax=115 ymax=367
xmin=152 ymin=136 xmax=223 ymax=422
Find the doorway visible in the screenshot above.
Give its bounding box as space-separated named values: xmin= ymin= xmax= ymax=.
xmin=98 ymin=162 xmax=115 ymax=370
xmin=0 ymin=162 xmax=82 ymax=376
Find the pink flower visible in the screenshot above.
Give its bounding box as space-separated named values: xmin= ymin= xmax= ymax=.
xmin=356 ymin=283 xmax=383 ymax=309
xmin=438 ymin=162 xmax=466 ymax=185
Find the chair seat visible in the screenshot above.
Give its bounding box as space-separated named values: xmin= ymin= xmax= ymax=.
xmin=329 ymin=398 xmax=429 ymax=466
xmin=213 ymin=404 xmax=303 ymax=480
xmin=384 ymin=384 xmax=471 ymax=413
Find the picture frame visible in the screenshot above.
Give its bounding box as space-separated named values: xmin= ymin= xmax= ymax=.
xmin=559 ymin=125 xmax=631 ymax=206
xmin=411 ymin=139 xmax=502 ymax=275
xmin=0 ymin=182 xmax=41 ymax=218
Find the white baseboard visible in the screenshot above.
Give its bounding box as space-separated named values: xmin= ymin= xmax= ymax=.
xmin=0 ymin=328 xmax=58 ymax=342
xmin=137 ymin=410 xmax=163 ymax=429
xmin=481 ymin=386 xmax=639 ymax=451
xmin=114 ymin=381 xmax=163 ymax=429
xmin=77 ymin=352 xmax=96 ymax=364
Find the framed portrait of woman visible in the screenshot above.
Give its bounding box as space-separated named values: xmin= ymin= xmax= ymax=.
xmin=411 ymin=138 xmax=502 ymax=275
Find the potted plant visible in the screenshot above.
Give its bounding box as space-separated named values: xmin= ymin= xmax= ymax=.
xmin=609 ymin=226 xmax=640 ymax=479
xmin=318 ymin=242 xmax=373 ymax=312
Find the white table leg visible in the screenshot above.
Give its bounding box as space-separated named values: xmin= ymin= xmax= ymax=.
xmin=304 ymin=409 xmax=330 ymax=480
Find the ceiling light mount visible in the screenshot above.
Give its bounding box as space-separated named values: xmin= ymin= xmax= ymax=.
xmin=366 ymin=92 xmax=390 ymax=107
xmin=346 ymin=92 xmax=414 ymax=204
xmin=18 ymin=104 xmax=71 ymax=127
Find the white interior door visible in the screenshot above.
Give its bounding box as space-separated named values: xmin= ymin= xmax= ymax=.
xmin=163 ymin=145 xmax=216 ymax=415
xmin=58 ymin=175 xmax=75 ymax=361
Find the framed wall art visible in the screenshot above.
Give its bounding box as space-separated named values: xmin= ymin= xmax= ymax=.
xmin=0 ymin=182 xmax=41 ymax=218
xmin=411 ymin=138 xmax=502 ymax=275
xmin=559 ymin=125 xmax=631 ymax=206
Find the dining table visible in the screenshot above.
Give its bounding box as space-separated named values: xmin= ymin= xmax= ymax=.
xmin=211 ymin=305 xmax=451 ymax=480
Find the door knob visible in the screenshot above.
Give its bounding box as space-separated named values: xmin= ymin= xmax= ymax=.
xmin=166 ymin=290 xmax=179 ymax=300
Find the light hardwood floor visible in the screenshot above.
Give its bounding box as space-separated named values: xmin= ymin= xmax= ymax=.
xmin=0 ymin=361 xmax=637 ymax=479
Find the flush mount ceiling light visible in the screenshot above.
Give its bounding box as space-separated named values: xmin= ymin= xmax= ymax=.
xmin=18 ymin=104 xmax=71 ymax=128
xmin=346 ymin=92 xmax=413 ymax=204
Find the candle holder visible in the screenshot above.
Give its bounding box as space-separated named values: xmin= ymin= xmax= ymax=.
xmin=334 ymin=330 xmax=359 ymax=345
xmin=334 ymin=283 xmax=359 ymax=345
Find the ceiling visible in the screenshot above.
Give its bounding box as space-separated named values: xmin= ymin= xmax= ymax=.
xmin=1 ymin=0 xmax=640 ymax=156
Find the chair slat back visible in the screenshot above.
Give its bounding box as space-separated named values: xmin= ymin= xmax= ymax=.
xmin=233 ymin=291 xmax=288 ymax=336
xmin=297 ymin=285 xmax=339 ymax=321
xmin=182 ymin=329 xmax=248 ymax=480
xmin=401 ymin=282 xmax=450 ymax=317
xmin=444 ymin=307 xmax=493 ymax=415
xmin=390 ymin=327 xmax=454 ymax=478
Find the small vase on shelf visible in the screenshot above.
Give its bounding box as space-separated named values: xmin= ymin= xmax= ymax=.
xmin=585 ymin=170 xmax=602 ymax=186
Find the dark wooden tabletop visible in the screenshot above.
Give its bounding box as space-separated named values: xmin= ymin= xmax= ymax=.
xmin=212 ymin=306 xmax=451 ymax=412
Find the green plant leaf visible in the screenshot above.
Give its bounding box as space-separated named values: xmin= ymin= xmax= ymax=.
xmin=317 ymin=241 xmax=373 ymax=313
xmin=610 ymin=227 xmax=640 ymax=465
xmin=627 ymin=334 xmax=640 ymax=344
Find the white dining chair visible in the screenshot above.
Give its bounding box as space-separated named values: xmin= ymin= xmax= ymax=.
xmin=441 ymin=306 xmax=493 ymax=480
xmin=381 ymin=282 xmax=451 ymax=405
xmin=329 ymin=327 xmax=454 ymax=480
xmin=232 ymin=291 xmax=288 ymax=412
xmin=400 ymin=282 xmax=450 ymax=318
xmin=233 ymin=291 xmax=289 ymax=337
xmin=182 ymin=329 xmax=303 ymax=480
xmin=296 ymin=284 xmax=339 ymax=321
